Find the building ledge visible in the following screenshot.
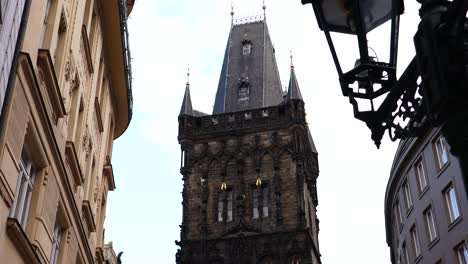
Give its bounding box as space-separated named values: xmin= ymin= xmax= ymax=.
xmin=96 ymin=247 xmax=105 ymax=263
xmin=65 ymin=141 xmax=84 ymax=186
xmin=37 ymin=49 xmax=66 ymax=122
xmin=6 ymin=218 xmax=42 ymax=264
xmin=103 ymin=156 xmax=115 ymax=191
xmin=82 ymin=200 xmax=96 ymax=232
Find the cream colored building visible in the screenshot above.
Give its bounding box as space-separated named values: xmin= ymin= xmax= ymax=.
xmin=0 ymin=0 xmax=134 ymax=263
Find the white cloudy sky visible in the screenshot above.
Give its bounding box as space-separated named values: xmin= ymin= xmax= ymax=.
xmin=104 ymin=0 xmax=422 ymax=263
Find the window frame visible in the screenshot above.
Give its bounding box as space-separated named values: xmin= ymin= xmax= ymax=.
xmin=217 ymin=187 xmax=233 ymax=223
xmin=252 ymin=187 xmax=259 ymax=219
xmin=402 ymin=241 xmax=410 ymax=264
xmin=262 ymin=185 xmax=269 ymax=218
xmin=410 ymin=225 xmax=421 ymax=259
xmin=415 ymin=159 xmax=428 ymax=193
xmin=226 ymin=189 xmax=233 ymax=222
xmin=402 ymin=179 xmax=413 ymax=212
xmin=217 ymin=191 xmax=224 ymax=222
xmin=444 ymin=184 xmax=461 ymax=223
xmin=50 ymin=222 xmax=62 ymax=264
xmin=9 ymin=150 xmax=36 ymax=229
xmin=434 ymin=135 xmax=449 ymax=170
xmin=424 ymin=206 xmax=438 ymax=243
xmin=242 ymin=43 xmax=251 ymax=55
xmin=394 ymin=200 xmax=403 ymax=231
xmin=455 ymin=242 xmax=468 ymax=264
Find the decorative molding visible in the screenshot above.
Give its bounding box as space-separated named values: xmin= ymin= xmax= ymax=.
xmin=103 ymin=156 xmax=115 ymax=191
xmin=82 ymin=200 xmax=96 ymax=232
xmin=65 ymin=141 xmax=84 ymax=185
xmin=37 ymin=49 xmax=66 ymax=122
xmin=6 ymin=218 xmax=42 ymax=264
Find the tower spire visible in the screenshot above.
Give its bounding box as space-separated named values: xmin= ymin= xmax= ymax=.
xmin=287 ymin=54 xmax=303 ymax=101
xmin=180 ymin=67 xmax=194 ymax=116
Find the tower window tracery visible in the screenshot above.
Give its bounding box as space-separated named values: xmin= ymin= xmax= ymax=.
xmin=238 ymin=74 xmax=250 ymax=107
xmin=242 ymin=39 xmax=252 ymax=55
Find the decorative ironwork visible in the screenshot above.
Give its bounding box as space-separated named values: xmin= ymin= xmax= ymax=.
xmin=118 ymin=0 xmax=133 ymax=122
xmin=348 ymin=57 xmax=427 ymax=148
xmin=233 ymin=15 xmax=265 ymax=26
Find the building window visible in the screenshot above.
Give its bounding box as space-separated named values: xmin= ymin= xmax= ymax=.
xmin=455 ymin=243 xmax=468 ymax=264
xmin=50 ymin=223 xmax=62 ymax=264
xmin=262 ymin=186 xmax=269 ymax=218
xmin=9 ymin=150 xmax=36 ymax=228
xmin=444 ymin=184 xmax=461 ymax=223
xmin=403 ymin=180 xmax=413 ymax=211
xmin=253 ymin=185 xmax=269 ymax=219
xmin=40 ymin=0 xmax=52 ymax=47
xmin=434 ymin=135 xmax=449 ymax=169
xmin=415 ymin=159 xmax=428 ymax=193
xmin=218 ymin=189 xmax=233 ymax=222
xmin=253 ymin=188 xmax=259 ymax=219
xmin=218 ymin=192 xmax=223 ymax=222
xmin=227 ymin=189 xmax=233 ymax=221
xmin=394 ymin=200 xmax=403 ymax=230
xmin=410 ymin=225 xmax=421 ymax=259
xmin=242 ymin=43 xmax=251 ymax=55
xmin=402 ymin=242 xmax=410 ymax=264
xmin=424 ymin=207 xmax=438 ymax=242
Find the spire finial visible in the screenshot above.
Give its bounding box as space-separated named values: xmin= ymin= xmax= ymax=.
xmin=186 ymin=65 xmax=190 ymax=87
xmin=231 ymin=1 xmax=234 ymax=25
xmin=290 ymin=50 xmax=294 ymax=69
xmin=262 ymin=0 xmax=266 ymax=18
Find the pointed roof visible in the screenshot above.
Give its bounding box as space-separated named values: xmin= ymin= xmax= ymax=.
xmin=213 ymin=19 xmax=283 ymax=114
xmin=179 ymin=83 xmax=194 ymax=116
xmin=287 ymin=62 xmax=303 ymax=100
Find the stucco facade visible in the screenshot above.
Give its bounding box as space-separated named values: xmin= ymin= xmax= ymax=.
xmin=0 ymin=0 xmax=134 ymax=263
xmin=385 ymin=127 xmax=468 ymax=264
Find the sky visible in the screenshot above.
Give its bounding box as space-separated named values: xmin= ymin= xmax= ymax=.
xmin=104 ymin=0 xmax=422 ymax=263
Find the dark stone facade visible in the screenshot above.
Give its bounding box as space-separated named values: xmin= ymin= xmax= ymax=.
xmin=176 ymin=17 xmax=321 ymax=264
xmin=177 ymin=99 xmax=320 ymax=264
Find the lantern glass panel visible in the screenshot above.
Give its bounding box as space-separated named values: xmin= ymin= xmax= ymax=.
xmin=316 ymin=0 xmax=400 ymax=34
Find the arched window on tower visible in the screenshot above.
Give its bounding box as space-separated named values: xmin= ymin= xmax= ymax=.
xmin=242 ymin=39 xmax=252 ymax=55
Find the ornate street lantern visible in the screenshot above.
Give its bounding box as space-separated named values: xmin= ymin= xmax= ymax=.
xmin=302 ymin=0 xmax=406 ymax=147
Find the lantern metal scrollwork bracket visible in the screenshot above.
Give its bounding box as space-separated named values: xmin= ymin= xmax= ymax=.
xmin=353 ymin=57 xmax=426 ymax=148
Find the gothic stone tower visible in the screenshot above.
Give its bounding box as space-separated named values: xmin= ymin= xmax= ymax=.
xmin=176 ymin=16 xmax=321 ymax=264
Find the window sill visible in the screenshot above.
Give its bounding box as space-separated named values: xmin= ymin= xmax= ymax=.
xmin=65 ymin=141 xmax=84 ymax=186
xmin=6 ymin=218 xmax=42 ymax=264
xmin=418 ymin=186 xmax=429 ymax=200
xmin=428 ymin=237 xmax=440 ymax=250
xmin=103 ymin=156 xmax=115 ymax=191
xmin=436 ymin=161 xmax=450 ymax=178
xmin=406 ymin=206 xmax=414 ymax=217
xmin=37 ymin=49 xmax=66 ymax=122
xmin=96 ymin=247 xmax=104 ymax=263
xmin=448 ymin=216 xmax=462 ymax=231
xmin=82 ymin=200 xmax=96 ymax=232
